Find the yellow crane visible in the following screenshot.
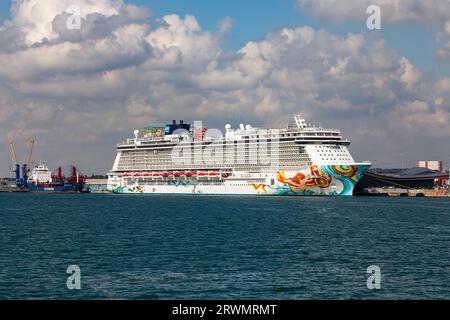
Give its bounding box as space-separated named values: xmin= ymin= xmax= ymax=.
xmin=6 ymin=138 xmax=35 ymax=188
xmin=8 ymin=139 xmax=18 ymax=171
xmin=8 ymin=139 xmax=22 ymax=186
xmin=25 ymin=139 xmax=35 ymax=174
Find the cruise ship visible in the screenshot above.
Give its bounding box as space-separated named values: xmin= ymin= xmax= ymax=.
xmin=107 ymin=115 xmax=371 ymax=196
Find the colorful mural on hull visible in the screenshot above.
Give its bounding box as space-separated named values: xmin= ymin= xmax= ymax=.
xmin=112 ymin=164 xmax=370 ymax=196
xmin=272 ymin=164 xmax=370 ymax=196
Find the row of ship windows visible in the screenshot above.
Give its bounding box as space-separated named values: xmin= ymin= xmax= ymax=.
xmin=131 ymin=151 xmax=303 ymax=158
xmin=122 ymin=148 xmax=301 ymax=155
xmin=119 ymin=157 xmax=307 ymax=163
xmin=121 ymin=155 xmax=287 ymax=161
xmin=121 ymin=150 xmax=295 ymax=157
xmin=120 ymin=152 xmax=308 ymax=160
xmin=119 ymin=155 xmax=310 ymax=161
xmin=117 ymin=165 xmax=311 ymax=172
xmin=121 ymin=147 xmax=302 ymax=157
xmin=316 ymin=145 xmax=343 ymax=149
xmin=137 ymin=182 xmax=225 ymax=186
xmin=122 ymin=147 xmax=299 ymax=153
xmin=317 ymin=154 xmax=350 ymax=157
xmin=118 ymin=157 xmax=308 ymax=164
xmin=119 ymin=168 xmax=310 ymax=173
xmin=242 ymin=132 xmax=339 ymax=138
xmin=133 ymin=182 xmax=281 ymax=186
xmin=118 ymin=163 xmax=312 ymax=170
xmin=118 ymin=163 xmax=311 ymax=170
xmin=318 ymin=150 xmax=349 ymax=155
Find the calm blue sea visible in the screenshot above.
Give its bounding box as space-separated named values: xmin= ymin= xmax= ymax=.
xmin=0 ymin=193 xmax=449 ymax=299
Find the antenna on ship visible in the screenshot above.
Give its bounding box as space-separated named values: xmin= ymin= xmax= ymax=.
xmin=294 ymin=115 xmax=308 ymax=129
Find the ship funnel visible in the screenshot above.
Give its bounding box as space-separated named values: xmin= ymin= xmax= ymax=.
xmin=72 ymin=166 xmax=77 ymax=177
xmin=57 ymin=167 xmax=62 ymax=182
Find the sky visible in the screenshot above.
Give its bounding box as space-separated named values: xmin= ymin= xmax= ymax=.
xmin=0 ymin=0 xmax=450 ymax=175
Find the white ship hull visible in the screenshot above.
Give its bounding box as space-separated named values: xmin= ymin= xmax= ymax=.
xmin=108 ymin=164 xmax=370 ymax=196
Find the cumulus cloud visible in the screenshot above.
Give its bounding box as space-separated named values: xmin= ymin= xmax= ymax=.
xmin=0 ymin=0 xmax=450 ymax=173
xmin=297 ymin=0 xmax=450 ymax=24
xmin=11 ymin=0 xmax=120 ymax=45
xmin=298 ymin=0 xmax=450 ymax=63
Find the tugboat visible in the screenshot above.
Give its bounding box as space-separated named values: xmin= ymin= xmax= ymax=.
xmin=26 ymin=163 xmax=86 ymax=193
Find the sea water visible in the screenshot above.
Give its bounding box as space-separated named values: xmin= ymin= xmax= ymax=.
xmin=0 ymin=193 xmax=449 ymax=299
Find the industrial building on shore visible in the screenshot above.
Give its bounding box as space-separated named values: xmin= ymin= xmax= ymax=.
xmin=416 ymin=160 xmax=443 ymax=172
xmin=355 ymin=165 xmax=449 ymax=196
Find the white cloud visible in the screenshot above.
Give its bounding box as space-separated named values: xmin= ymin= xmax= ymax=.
xmin=297 ymin=0 xmax=450 ymax=24
xmin=399 ymin=57 xmax=422 ymax=89
xmin=298 ymin=0 xmax=450 ymax=63
xmin=146 ymin=14 xmax=221 ymax=69
xmin=389 ymin=100 xmax=450 ymax=137
xmin=446 ymin=21 xmax=450 ymax=35
xmin=11 ymin=0 xmax=121 ymax=45
xmin=436 ymin=78 xmax=450 ymax=92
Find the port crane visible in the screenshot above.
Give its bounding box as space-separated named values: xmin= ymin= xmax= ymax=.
xmin=8 ymin=140 xmax=21 ymax=186
xmin=25 ymin=139 xmax=35 ymax=174
xmin=7 ymin=138 xmax=36 ymax=188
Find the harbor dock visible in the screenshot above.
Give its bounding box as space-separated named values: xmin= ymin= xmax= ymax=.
xmin=84 ymin=179 xmax=110 ymax=193
xmin=359 ymin=188 xmax=450 ymax=197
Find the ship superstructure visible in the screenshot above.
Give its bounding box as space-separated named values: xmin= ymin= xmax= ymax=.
xmin=107 ymin=115 xmax=370 ymax=196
